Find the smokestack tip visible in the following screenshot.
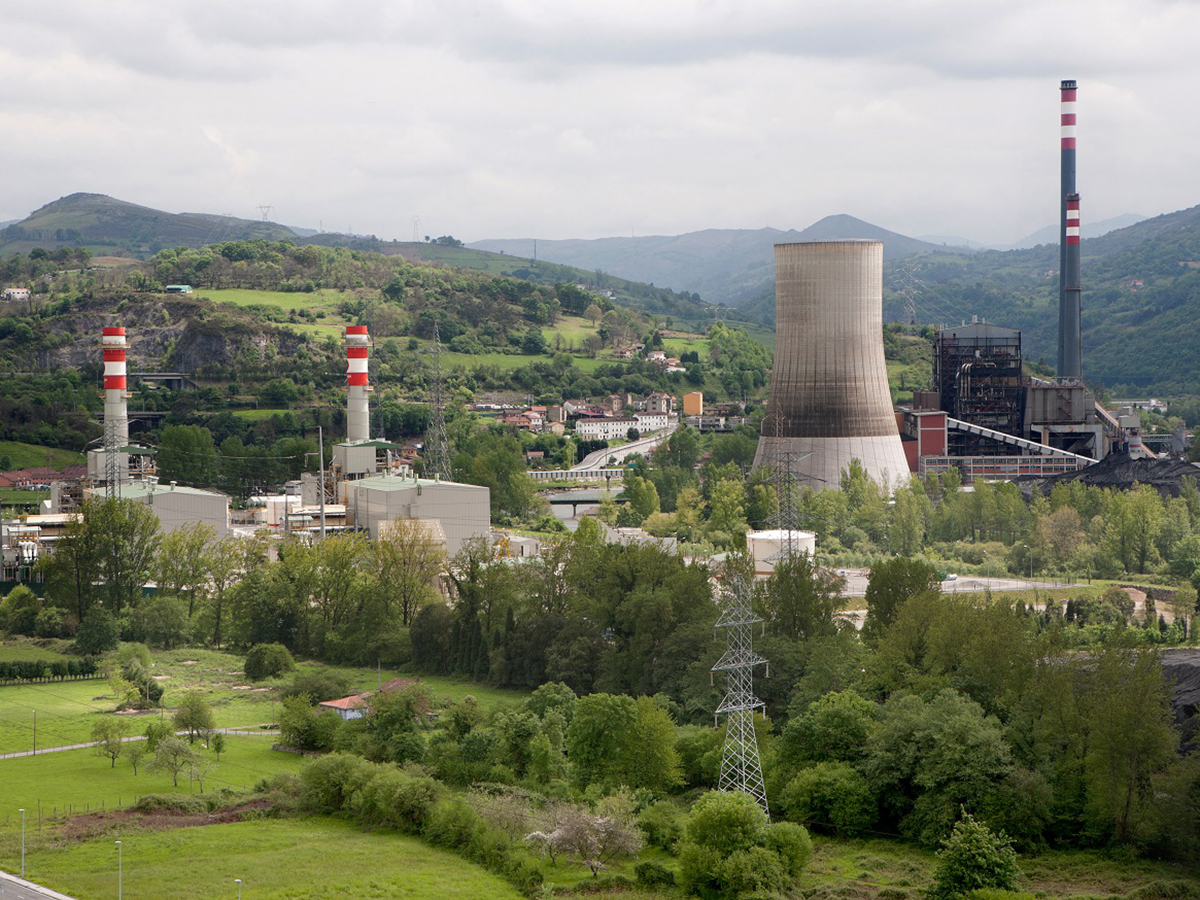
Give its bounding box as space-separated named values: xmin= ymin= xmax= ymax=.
xmin=1061 ymin=79 xmax=1077 ymax=90
xmin=346 ymin=326 xmax=369 ymax=336
xmin=102 ymin=327 xmax=126 ymax=336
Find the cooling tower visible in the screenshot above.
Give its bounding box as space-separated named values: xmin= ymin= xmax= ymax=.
xmin=753 ymin=241 xmax=910 ymax=491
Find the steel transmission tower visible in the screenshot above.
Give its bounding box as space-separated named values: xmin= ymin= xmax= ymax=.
xmin=103 ymin=414 xmax=124 ymax=500
xmin=424 ymin=321 xmax=453 ymax=482
xmin=712 ymin=571 xmax=770 ymax=817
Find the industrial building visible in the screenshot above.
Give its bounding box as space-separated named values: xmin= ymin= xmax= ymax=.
xmin=344 ymin=475 xmax=489 ymax=556
xmin=754 ymin=240 xmax=911 ymax=490
xmin=1 ymin=323 xmax=494 ymax=577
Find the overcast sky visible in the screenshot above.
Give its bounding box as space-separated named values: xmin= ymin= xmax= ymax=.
xmin=2 ymin=1 xmax=1195 ymax=246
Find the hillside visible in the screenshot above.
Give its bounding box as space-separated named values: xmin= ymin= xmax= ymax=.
xmin=470 ymin=215 xmax=953 ymax=306
xmin=0 ymin=193 xmax=298 ymax=258
xmin=887 ymin=203 xmax=1200 ymax=394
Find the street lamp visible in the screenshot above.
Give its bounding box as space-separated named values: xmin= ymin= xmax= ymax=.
xmin=115 ymin=840 xmax=122 ymax=900
xmin=235 ymin=878 xmax=243 ymax=900
xmin=18 ymin=808 xmax=25 ymax=878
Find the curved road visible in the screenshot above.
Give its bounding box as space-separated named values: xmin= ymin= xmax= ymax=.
xmin=572 ymin=424 xmax=676 ymax=471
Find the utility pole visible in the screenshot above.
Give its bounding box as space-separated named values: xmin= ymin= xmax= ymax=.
xmin=318 ymin=426 xmax=327 ymax=541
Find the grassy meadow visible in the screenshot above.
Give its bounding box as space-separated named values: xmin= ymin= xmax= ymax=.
xmin=4 ymin=817 xmax=524 ymax=900
xmin=0 ymin=440 xmax=86 ymax=471
xmin=2 ymin=643 xmax=1200 ymax=899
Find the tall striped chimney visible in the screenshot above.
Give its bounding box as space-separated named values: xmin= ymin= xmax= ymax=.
xmin=345 ymin=325 xmax=371 ymax=442
xmin=101 ymin=326 xmax=130 ymax=449
xmin=1057 ymin=79 xmax=1082 ymax=379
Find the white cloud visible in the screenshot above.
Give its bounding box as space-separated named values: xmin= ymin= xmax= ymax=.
xmin=1 ymin=1 xmax=1199 ymax=244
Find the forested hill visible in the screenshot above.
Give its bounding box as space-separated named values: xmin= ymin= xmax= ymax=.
xmin=0 ymin=193 xmax=715 ymax=323
xmin=471 ymin=216 xmax=953 ymax=306
xmin=875 ymin=203 xmax=1200 ymax=395
xmin=0 ymin=193 xmax=297 ymax=256
xmin=0 ymin=240 xmax=773 ymax=467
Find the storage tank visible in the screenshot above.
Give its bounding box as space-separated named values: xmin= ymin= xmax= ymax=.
xmin=754 ymin=241 xmax=910 ymax=490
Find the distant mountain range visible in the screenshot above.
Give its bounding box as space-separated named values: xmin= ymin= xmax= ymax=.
xmin=471 ymin=215 xmax=951 ymax=306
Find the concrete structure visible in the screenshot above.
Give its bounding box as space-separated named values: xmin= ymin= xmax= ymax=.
xmin=683 ymin=391 xmax=704 ymax=417
xmin=576 ymin=417 xmax=641 ymax=441
xmin=634 ymin=412 xmax=670 ymax=432
xmin=1058 ymin=79 xmax=1082 ymax=380
xmin=747 ymin=528 xmax=817 ymax=578
xmin=95 ymin=480 xmax=230 ymax=538
xmin=345 ymin=325 xmax=371 ymax=443
xmin=2 ymin=287 xmax=31 ymax=301
xmin=345 ymin=474 xmax=490 ymax=556
xmin=754 ymin=241 xmax=910 ymax=490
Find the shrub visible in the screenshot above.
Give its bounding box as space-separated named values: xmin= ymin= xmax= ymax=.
xmin=243 ymin=643 xmax=295 ymax=680
xmin=635 ymin=861 xmax=676 ymax=887
xmin=930 ymin=814 xmax=1020 ymax=900
xmin=298 ymin=753 xmax=378 ymax=812
xmin=354 ymin=770 xmax=442 ymax=833
xmin=281 ymin=671 xmax=352 ymax=702
xmin=781 ymin=762 xmax=877 ymax=835
xmin=639 ymin=799 xmax=686 ymax=852
xmin=424 ymin=799 xmax=482 ymax=849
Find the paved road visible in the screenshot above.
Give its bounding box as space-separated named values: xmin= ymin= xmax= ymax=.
xmin=0 ymin=870 xmax=77 ymax=900
xmin=834 ymin=567 xmax=1076 ymax=597
xmin=572 ymin=424 xmax=676 ymax=471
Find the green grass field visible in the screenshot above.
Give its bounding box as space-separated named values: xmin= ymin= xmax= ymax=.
xmin=1 ymin=735 xmax=303 ymax=816
xmin=0 ymin=646 xmax=530 ymax=757
xmin=0 ymin=440 xmax=86 ymax=471
xmin=229 ymin=408 xmax=296 ymax=421
xmin=3 ymin=817 xmax=524 ymax=900
xmin=194 ymin=288 xmax=348 ymax=310
xmin=0 ymin=640 xmax=70 ymax=663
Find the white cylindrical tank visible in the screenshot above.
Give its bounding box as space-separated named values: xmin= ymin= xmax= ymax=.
xmin=747 ymin=529 xmax=817 ymax=578
xmin=754 ymin=241 xmax=910 ymax=490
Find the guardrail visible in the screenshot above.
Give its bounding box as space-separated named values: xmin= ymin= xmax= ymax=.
xmin=526 ymin=468 xmax=626 ymax=482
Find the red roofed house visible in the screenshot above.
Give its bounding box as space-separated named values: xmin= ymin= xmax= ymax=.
xmin=318 ymin=694 xmax=370 ymax=721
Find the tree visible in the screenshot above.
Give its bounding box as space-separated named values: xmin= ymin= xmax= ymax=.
xmin=156 ymin=522 xmax=216 ymax=618
xmin=127 ymin=741 xmax=146 ymax=775
xmin=88 ymin=497 xmax=162 ymax=616
xmin=150 ymin=737 xmax=198 ymax=787
xmin=372 ymin=518 xmax=446 ymax=626
xmin=566 ymin=693 xmax=638 ymax=790
xmin=1082 ymin=643 xmax=1178 ymax=842
xmin=174 ymin=691 xmax=216 ymax=745
xmin=211 ymin=732 xmax=226 ymax=761
xmin=862 ymin=557 xmax=940 ymax=642
xmin=929 ymin=814 xmax=1019 ymax=900
xmin=156 ymin=425 xmax=219 ymax=488
xmin=549 ymin=795 xmax=643 ymax=877
xmin=759 ymin=552 xmax=846 ymax=641
xmin=91 ymin=716 xmax=131 ymax=768
xmin=244 ymin=643 xmax=295 ymax=681
xmin=75 ymin=606 xmax=120 ymax=654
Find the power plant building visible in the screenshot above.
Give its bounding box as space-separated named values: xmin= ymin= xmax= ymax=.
xmin=100 ymin=481 xmax=230 ymax=539
xmin=345 ymin=475 xmax=490 ymax=556
xmin=754 ymin=241 xmax=910 ymax=490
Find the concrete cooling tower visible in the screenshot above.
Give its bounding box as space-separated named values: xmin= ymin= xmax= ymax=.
xmin=753 ymin=241 xmax=910 ymax=491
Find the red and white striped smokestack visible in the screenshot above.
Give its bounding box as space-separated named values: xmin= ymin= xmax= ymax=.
xmin=1058 ymin=79 xmax=1082 ymax=379
xmin=101 ymin=326 xmax=129 ymax=449
xmin=345 ymin=325 xmax=371 ymax=443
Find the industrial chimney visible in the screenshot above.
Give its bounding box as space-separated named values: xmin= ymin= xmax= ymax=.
xmin=1058 ymin=79 xmax=1082 ymax=380
xmin=345 ymin=325 xmax=371 ymax=442
xmin=101 ymin=326 xmax=130 ymax=449
xmin=753 ymin=241 xmax=910 ymax=490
